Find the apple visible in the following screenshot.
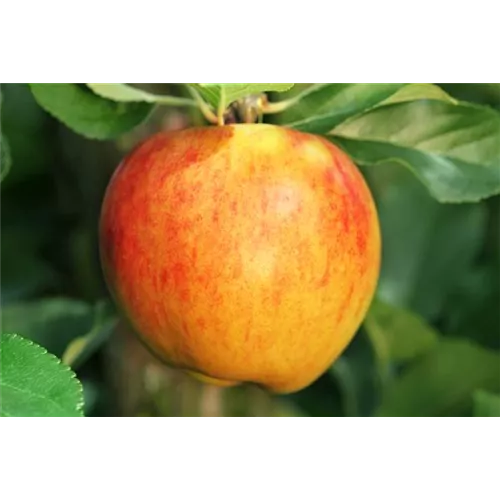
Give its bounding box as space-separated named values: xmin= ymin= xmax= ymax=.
xmin=99 ymin=124 xmax=381 ymax=393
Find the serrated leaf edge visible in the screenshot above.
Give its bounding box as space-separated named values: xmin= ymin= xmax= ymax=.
xmin=1 ymin=333 xmax=85 ymax=416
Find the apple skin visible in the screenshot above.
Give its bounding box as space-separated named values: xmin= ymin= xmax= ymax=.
xmin=99 ymin=124 xmax=381 ymax=393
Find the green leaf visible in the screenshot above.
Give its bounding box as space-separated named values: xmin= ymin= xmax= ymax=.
xmin=473 ymin=390 xmax=500 ymax=417
xmin=439 ymin=84 xmax=500 ymax=110
xmin=330 ymin=99 xmax=500 ymax=202
xmin=0 ymin=333 xmax=84 ymax=417
xmin=29 ymin=84 xmax=153 ymax=140
xmin=189 ymin=83 xmax=294 ymax=109
xmin=87 ymin=83 xmax=196 ymax=107
xmin=364 ymin=301 xmax=439 ymax=407
xmin=379 ymin=83 xmax=456 ymax=106
xmin=376 ymin=339 xmax=500 ymax=417
xmin=0 ymin=93 xmax=11 ymax=182
xmin=364 ymin=163 xmax=487 ymax=320
xmin=365 ymin=300 xmax=439 ymax=365
xmin=281 ymin=84 xmax=407 ymax=133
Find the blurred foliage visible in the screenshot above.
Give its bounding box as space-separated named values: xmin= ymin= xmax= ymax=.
xmin=440 ymin=84 xmax=500 ymax=110
xmin=1 ymin=83 xmax=499 ymax=416
xmin=473 ymin=390 xmax=500 ymax=417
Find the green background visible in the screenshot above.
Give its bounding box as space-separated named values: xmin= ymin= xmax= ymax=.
xmin=1 ymin=83 xmax=499 ymax=417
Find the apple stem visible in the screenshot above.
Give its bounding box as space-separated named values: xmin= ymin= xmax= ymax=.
xmin=261 ymin=96 xmax=300 ymax=115
xmin=232 ymin=94 xmax=299 ymax=124
xmin=233 ymin=95 xmax=265 ymax=124
xmin=186 ymin=85 xmax=219 ymax=125
xmin=217 ymin=87 xmax=226 ymax=126
xmin=186 ymin=86 xmax=298 ymax=127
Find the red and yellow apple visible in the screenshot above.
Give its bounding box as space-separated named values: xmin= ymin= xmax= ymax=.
xmin=99 ymin=124 xmax=380 ymax=393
